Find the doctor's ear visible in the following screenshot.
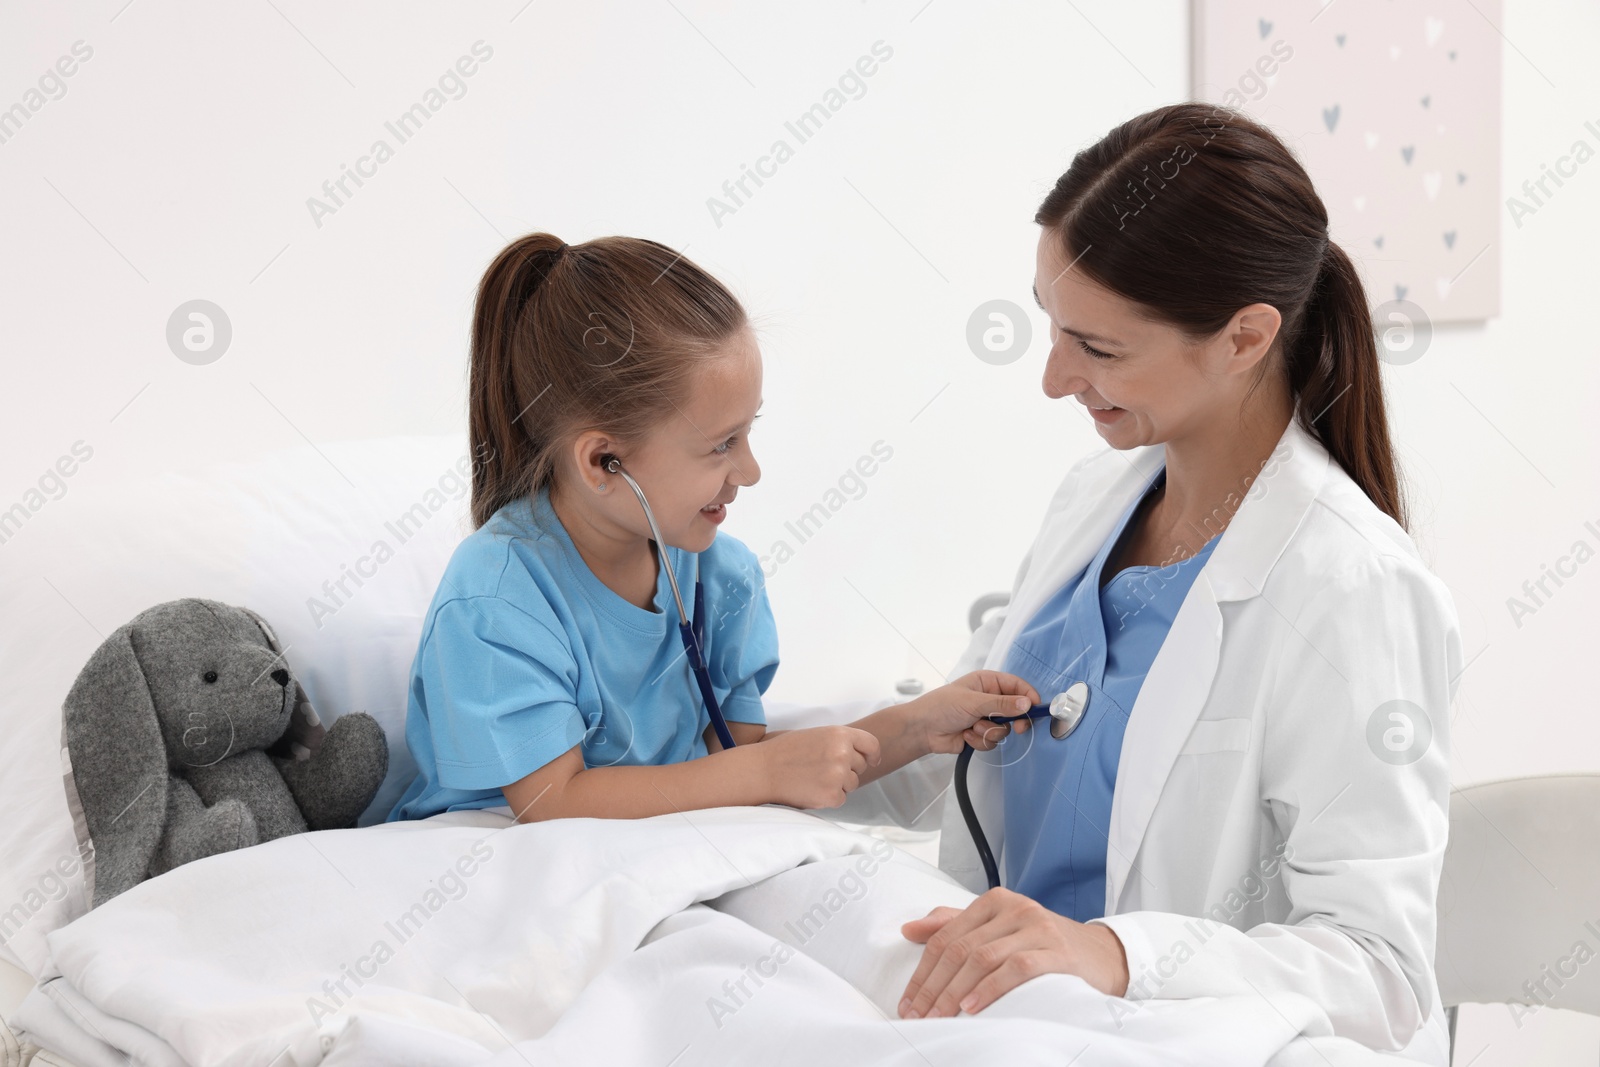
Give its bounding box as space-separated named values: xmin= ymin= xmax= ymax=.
xmin=1219 ymin=302 xmax=1282 ymax=372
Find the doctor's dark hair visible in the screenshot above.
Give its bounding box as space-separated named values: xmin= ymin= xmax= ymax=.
xmin=467 ymin=233 xmax=749 ymax=528
xmin=1035 ymin=102 xmax=1407 ymax=530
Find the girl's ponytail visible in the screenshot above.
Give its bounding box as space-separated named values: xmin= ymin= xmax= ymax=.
xmin=466 ymin=232 xmax=747 ymax=528
xmin=469 ymin=233 xmax=569 ymax=528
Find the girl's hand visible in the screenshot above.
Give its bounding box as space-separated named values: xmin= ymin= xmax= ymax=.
xmin=898 ymin=888 xmax=1130 ymax=1018
xmin=909 ymin=671 xmax=1042 ymax=755
xmin=757 ymin=725 xmax=881 ymax=809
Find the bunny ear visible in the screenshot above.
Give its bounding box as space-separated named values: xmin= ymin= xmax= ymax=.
xmin=236 ymin=604 xmax=281 ymax=652
xmin=63 ymin=623 xmax=169 ymax=908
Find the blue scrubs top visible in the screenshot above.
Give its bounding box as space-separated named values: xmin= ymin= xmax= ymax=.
xmin=998 ymin=465 xmax=1219 ymax=921
xmin=387 ymin=484 xmax=779 ymax=822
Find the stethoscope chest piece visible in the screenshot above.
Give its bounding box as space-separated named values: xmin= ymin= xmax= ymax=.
xmin=957 ymin=677 xmax=1094 ymax=891
xmin=1049 ymin=681 xmax=1090 ymax=740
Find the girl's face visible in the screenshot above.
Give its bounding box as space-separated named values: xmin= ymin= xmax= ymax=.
xmin=1032 ymin=231 xmax=1281 ymax=449
xmin=591 ymin=328 xmax=764 ymax=554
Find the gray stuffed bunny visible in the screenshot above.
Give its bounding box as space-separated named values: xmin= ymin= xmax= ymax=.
xmin=62 ymin=598 xmax=388 ymax=907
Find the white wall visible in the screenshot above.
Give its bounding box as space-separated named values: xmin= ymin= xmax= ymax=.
xmin=2 ymin=1 xmax=1597 ymax=1061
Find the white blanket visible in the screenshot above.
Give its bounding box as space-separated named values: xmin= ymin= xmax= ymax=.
xmin=14 ymin=806 xmax=1395 ymax=1066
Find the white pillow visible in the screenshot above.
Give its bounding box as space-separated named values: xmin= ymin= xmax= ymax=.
xmin=0 ymin=434 xmax=470 ymax=977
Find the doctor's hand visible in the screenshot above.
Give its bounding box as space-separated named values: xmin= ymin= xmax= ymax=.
xmin=911 ymin=671 xmax=1041 ymax=756
xmin=898 ymin=888 xmax=1130 ymax=1019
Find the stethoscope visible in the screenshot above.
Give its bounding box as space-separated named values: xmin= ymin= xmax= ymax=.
xmin=599 ymin=454 xmax=737 ymax=751
xmin=955 ymin=680 xmax=1091 ymax=891
xmin=601 ymin=450 xmax=1084 ymax=885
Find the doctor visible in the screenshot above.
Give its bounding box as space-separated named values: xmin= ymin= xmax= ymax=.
xmin=836 ymin=102 xmax=1461 ymax=1062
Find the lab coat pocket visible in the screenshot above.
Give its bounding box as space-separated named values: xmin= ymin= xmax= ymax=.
xmin=1179 ymin=717 xmax=1253 ymax=756
xmin=1169 ymin=718 xmax=1255 ymax=866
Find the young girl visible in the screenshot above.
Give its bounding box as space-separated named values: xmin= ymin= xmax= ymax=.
xmin=388 ymin=233 xmax=1037 ymax=824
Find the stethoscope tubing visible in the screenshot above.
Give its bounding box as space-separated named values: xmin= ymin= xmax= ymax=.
xmin=604 ymin=460 xmax=738 ymax=752
xmin=955 ymin=706 xmax=1055 ymax=890
xmin=601 ymin=455 xmax=1066 ymax=867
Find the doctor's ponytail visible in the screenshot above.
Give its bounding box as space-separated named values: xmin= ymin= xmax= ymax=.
xmin=466 ymin=233 xmax=748 ymax=529
xmin=1289 ymin=237 xmax=1404 ymax=524
xmin=1034 ymin=102 xmax=1407 ymax=531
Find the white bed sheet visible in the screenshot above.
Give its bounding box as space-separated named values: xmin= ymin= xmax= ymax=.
xmin=10 ymin=805 xmax=1409 ymax=1066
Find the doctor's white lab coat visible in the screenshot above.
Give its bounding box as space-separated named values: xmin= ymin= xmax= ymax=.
xmin=831 ymin=412 xmax=1462 ymax=1063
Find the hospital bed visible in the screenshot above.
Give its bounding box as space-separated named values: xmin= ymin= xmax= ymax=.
xmin=0 ymin=433 xmax=1546 ymax=1065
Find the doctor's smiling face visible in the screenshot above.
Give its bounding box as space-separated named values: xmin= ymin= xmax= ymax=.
xmin=1033 ymin=231 xmax=1283 ymax=450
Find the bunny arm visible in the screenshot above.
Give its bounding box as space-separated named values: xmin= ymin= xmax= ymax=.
xmin=274 ymin=712 xmax=389 ymax=830
xmin=185 ymin=750 xmax=310 ymax=843
xmin=150 ymin=776 xmax=260 ymax=876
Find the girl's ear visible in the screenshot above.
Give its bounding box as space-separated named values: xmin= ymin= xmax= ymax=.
xmin=570 ymin=429 xmax=623 ymax=487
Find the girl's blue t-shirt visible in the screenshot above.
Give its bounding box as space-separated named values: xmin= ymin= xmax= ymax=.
xmin=387 ymin=484 xmax=779 ymax=822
